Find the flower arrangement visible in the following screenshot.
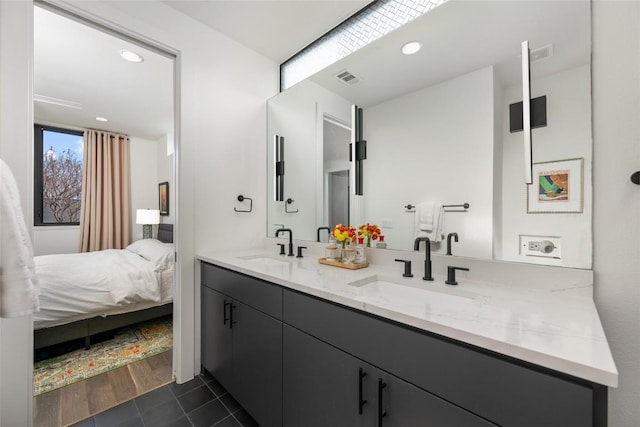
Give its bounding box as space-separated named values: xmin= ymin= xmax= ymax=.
xmin=332 ymin=224 xmax=357 ymax=245
xmin=358 ymin=223 xmax=382 ymax=247
xmin=332 ymin=224 xmax=356 ymax=262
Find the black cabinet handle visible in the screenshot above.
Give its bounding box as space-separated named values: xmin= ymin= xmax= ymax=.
xmin=378 ymin=378 xmax=387 ymax=427
xmin=229 ymin=303 xmax=236 ymax=328
xmin=358 ymin=368 xmax=367 ymax=414
xmin=223 ymin=300 xmax=231 ymax=325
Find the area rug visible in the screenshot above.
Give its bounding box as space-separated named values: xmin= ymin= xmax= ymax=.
xmin=33 ymin=316 xmax=173 ymax=396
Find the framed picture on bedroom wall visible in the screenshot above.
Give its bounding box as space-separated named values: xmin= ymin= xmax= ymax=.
xmin=527 ymin=158 xmax=583 ymax=214
xmin=159 ymin=182 xmax=169 ymax=216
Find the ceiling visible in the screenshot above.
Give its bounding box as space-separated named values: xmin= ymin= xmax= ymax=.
xmin=34 ymin=6 xmax=174 ymax=140
xmin=307 ymin=0 xmax=590 ymax=108
xmin=162 ymin=1 xmax=371 ymax=63
xmin=34 ymin=1 xmax=370 ymax=139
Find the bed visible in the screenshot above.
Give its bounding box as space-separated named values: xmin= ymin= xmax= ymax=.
xmin=33 ymin=223 xmax=174 ymax=350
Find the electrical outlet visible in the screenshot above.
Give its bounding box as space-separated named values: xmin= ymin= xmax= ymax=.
xmin=520 ymin=235 xmax=561 ymax=259
xmin=381 ymin=218 xmax=393 ymax=229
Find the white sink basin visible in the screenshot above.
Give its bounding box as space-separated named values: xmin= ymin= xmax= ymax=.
xmin=239 ymin=255 xmax=292 ymax=268
xmin=348 ymin=276 xmax=474 ymax=308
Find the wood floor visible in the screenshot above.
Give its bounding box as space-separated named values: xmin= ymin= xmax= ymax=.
xmin=33 ymin=350 xmax=173 ymax=427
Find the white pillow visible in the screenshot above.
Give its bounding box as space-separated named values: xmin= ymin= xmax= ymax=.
xmin=126 ymin=239 xmax=174 ymax=270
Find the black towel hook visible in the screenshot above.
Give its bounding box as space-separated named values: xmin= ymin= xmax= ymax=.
xmin=631 ymin=171 xmax=640 ymax=185
xmin=234 ymin=195 xmax=253 ymax=212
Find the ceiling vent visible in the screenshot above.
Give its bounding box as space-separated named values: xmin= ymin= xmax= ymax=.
xmin=335 ymin=69 xmax=360 ymax=85
xmin=531 ymin=44 xmax=553 ymax=62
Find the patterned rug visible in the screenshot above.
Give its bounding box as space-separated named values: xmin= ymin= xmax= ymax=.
xmin=33 ymin=316 xmax=173 ymax=396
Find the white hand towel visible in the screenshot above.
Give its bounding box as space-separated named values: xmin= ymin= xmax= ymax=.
xmin=414 ymin=202 xmax=444 ymax=242
xmin=0 ymin=158 xmax=39 ymax=317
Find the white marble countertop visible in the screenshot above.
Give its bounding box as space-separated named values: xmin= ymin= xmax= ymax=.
xmin=197 ymin=246 xmax=618 ymax=387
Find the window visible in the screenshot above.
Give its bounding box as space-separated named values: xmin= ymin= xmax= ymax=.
xmin=34 ymin=125 xmax=84 ymax=226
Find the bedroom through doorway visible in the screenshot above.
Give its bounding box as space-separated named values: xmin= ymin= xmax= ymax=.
xmin=32 ymin=3 xmax=177 ymax=424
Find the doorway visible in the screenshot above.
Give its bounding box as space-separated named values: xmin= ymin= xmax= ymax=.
xmin=32 ymin=3 xmax=178 ymax=424
xmin=323 ymin=115 xmax=351 ymax=231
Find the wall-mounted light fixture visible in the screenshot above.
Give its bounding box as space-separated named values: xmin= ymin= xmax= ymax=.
xmin=274 ymin=135 xmax=285 ymax=201
xmin=136 ymin=209 xmax=160 ymax=239
xmin=350 ymin=105 xmax=367 ymax=195
xmin=522 ymin=40 xmax=533 ymax=184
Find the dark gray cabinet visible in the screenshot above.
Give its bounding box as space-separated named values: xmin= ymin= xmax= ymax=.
xmin=283 ymin=289 xmax=607 ymax=427
xmin=201 ymin=263 xmax=283 ymax=427
xmin=201 ymin=286 xmax=232 ymax=387
xmin=230 ymin=300 xmax=282 ymax=427
xmin=201 ymin=261 xmax=607 ymax=427
xmin=283 ymin=325 xmax=496 ymax=427
xmin=283 ymin=324 xmax=375 ymax=427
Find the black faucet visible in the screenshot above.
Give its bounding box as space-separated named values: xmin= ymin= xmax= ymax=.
xmin=276 ymin=228 xmax=294 ymax=256
xmin=446 ymin=232 xmax=459 ymax=256
xmin=414 ymin=237 xmax=433 ymax=281
xmin=317 ymin=226 xmax=330 ymax=242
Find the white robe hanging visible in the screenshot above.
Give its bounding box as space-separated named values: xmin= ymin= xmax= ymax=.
xmin=0 ymin=158 xmax=39 ymax=317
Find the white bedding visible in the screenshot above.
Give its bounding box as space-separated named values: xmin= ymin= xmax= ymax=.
xmin=34 ymin=239 xmax=174 ymax=329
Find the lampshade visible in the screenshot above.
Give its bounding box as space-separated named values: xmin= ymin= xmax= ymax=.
xmin=136 ymin=209 xmax=160 ymax=225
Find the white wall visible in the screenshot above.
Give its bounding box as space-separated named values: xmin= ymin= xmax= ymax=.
xmin=129 ymin=136 xmax=160 ymax=241
xmin=157 ymin=133 xmax=175 ymax=226
xmin=32 ymin=226 xmax=79 ymax=255
xmin=501 ymin=65 xmax=592 ymax=268
xmin=0 ymin=1 xmax=34 ymax=425
xmin=363 ymin=67 xmax=495 ymax=257
xmin=592 ymin=2 xmax=640 ymax=426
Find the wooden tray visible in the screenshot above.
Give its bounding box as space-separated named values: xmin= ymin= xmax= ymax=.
xmin=318 ymin=258 xmax=369 ymax=270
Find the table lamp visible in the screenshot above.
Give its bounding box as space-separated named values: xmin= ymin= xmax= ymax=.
xmin=136 ymin=209 xmax=160 ymax=239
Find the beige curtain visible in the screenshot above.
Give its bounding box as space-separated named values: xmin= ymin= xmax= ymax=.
xmin=79 ymin=130 xmax=130 ymax=252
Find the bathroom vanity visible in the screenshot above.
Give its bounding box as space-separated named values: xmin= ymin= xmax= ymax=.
xmin=198 ymin=247 xmax=616 ymax=427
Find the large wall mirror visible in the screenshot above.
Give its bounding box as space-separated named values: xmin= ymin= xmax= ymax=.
xmin=267 ymin=0 xmax=592 ymax=269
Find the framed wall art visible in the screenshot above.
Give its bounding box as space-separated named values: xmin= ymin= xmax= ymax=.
xmin=527 ymin=158 xmax=583 ymax=214
xmin=159 ymin=181 xmax=169 ymax=216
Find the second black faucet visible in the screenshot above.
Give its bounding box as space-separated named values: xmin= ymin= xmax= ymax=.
xmin=275 ymin=228 xmax=294 ymax=256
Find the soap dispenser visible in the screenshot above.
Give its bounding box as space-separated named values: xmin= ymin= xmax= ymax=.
xmin=355 ymin=237 xmax=367 ymax=264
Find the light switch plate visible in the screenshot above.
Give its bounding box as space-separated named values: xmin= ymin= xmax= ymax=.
xmin=519 ymin=235 xmax=561 ymax=259
xmin=381 ymin=218 xmax=393 ymax=229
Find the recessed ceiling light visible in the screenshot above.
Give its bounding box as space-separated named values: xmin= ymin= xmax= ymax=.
xmin=401 ymin=41 xmax=422 ymax=55
xmin=119 ymin=49 xmax=144 ymax=63
xmin=96 ymin=117 xmax=109 ymax=122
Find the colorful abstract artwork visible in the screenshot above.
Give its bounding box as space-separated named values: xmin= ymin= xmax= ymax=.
xmin=527 ymin=158 xmax=583 ymax=213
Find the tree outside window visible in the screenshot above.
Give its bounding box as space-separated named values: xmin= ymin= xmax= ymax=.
xmin=34 ymin=125 xmax=84 ymax=225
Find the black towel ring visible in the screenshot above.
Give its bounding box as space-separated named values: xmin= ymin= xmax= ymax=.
xmin=285 ymin=198 xmax=299 ymax=213
xmin=234 ymin=195 xmax=253 ymax=212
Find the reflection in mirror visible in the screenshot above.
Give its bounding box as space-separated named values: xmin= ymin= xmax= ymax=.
xmin=267 ymin=0 xmax=592 ymax=268
xmin=323 ymin=116 xmax=351 ymax=239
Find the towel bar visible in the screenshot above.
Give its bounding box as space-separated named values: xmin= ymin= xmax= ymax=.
xmin=404 ymin=203 xmax=469 ymax=212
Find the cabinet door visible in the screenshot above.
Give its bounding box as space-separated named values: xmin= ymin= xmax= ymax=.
xmin=375 ymin=370 xmax=497 ymax=427
xmin=232 ymin=301 xmax=283 ymax=427
xmin=283 ymin=325 xmax=374 ymax=427
xmin=201 ymin=286 xmax=233 ymax=389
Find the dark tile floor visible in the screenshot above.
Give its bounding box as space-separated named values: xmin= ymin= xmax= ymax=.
xmin=71 ymin=370 xmax=259 ymax=427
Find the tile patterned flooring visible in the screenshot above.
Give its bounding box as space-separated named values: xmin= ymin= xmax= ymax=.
xmin=70 ymin=370 xmax=259 ymax=427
